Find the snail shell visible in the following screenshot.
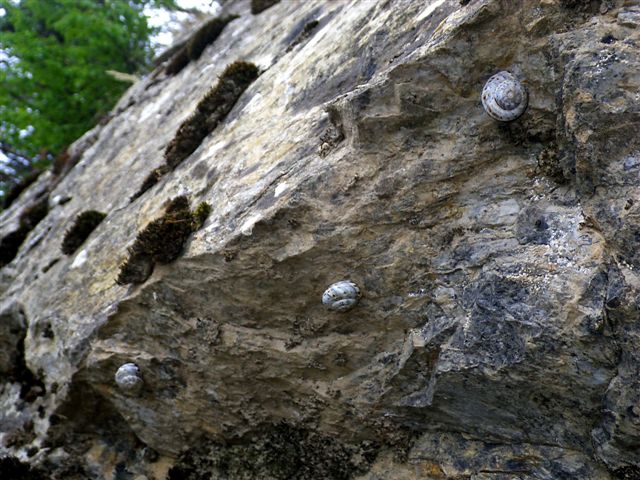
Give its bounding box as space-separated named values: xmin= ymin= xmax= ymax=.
xmin=115 ymin=363 xmax=143 ymax=393
xmin=481 ymin=71 xmax=528 ymax=122
xmin=322 ymin=280 xmax=361 ymax=312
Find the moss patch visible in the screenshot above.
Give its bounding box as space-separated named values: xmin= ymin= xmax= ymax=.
xmin=192 ymin=202 xmax=211 ymax=230
xmin=165 ymin=46 xmax=190 ymax=76
xmin=2 ymin=170 xmax=43 ymax=210
xmin=0 ymin=197 xmax=49 ymax=268
xmin=167 ymin=423 xmax=379 ymax=480
xmin=131 ymin=196 xmax=194 ymax=264
xmin=164 ymin=61 xmax=259 ymax=170
xmin=117 ymin=196 xmax=209 ymax=285
xmin=251 ymin=0 xmax=280 ymax=15
xmin=61 ymin=210 xmax=106 ymax=255
xmin=131 ymin=165 xmax=170 ymax=202
xmin=287 ymin=19 xmax=319 ymax=52
xmin=187 ymin=15 xmax=238 ymax=61
xmin=166 ymin=16 xmax=236 ymax=76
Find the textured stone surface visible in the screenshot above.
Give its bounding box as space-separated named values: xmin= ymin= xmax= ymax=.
xmin=1 ymin=0 xmax=640 ymax=478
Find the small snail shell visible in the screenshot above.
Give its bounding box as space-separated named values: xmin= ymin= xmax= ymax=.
xmin=322 ymin=280 xmax=361 ymax=312
xmin=481 ymin=71 xmax=528 ymax=122
xmin=115 ymin=363 xmax=143 ymax=393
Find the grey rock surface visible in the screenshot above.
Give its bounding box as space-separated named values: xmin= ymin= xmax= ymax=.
xmin=1 ymin=0 xmax=640 ymax=478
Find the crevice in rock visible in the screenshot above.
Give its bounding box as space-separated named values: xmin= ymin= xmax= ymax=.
xmin=2 ymin=169 xmax=44 ymax=210
xmin=61 ymin=210 xmax=107 ymax=255
xmin=0 ymin=195 xmax=50 ymax=268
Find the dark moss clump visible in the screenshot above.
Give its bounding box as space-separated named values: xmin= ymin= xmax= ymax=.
xmin=187 ymin=15 xmax=238 ymax=61
xmin=251 ymin=0 xmax=280 ymax=15
xmin=167 ymin=423 xmax=379 ymax=480
xmin=133 ymin=196 xmax=193 ymax=263
xmin=164 ymin=61 xmax=259 ymax=170
xmin=0 ymin=457 xmax=45 ymax=480
xmin=130 ymin=165 xmax=170 ymax=202
xmin=117 ymin=196 xmax=197 ymax=285
xmin=61 ymin=210 xmax=107 ymax=255
xmin=2 ymin=170 xmax=43 ymax=209
xmin=52 ymin=150 xmax=70 ymax=176
xmin=165 ymin=46 xmax=190 ymax=76
xmin=115 ymin=254 xmax=154 ymax=286
xmin=0 ymin=197 xmax=49 ymax=268
xmin=286 ymin=19 xmax=319 ymax=52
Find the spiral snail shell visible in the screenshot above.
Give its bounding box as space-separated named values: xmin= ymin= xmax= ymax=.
xmin=481 ymin=71 xmax=528 ymax=122
xmin=322 ymin=280 xmax=361 ymax=312
xmin=115 ymin=363 xmax=143 ymax=393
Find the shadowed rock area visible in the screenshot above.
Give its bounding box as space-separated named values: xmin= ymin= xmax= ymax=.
xmin=1 ymin=0 xmax=640 ymax=478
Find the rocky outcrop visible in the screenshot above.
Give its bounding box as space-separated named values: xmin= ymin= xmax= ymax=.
xmin=1 ymin=0 xmax=640 ymax=478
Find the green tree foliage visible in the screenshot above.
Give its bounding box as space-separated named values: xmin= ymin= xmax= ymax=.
xmin=0 ymin=0 xmax=177 ymax=160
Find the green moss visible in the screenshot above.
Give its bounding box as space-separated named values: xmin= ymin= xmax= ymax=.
xmin=192 ymin=202 xmax=211 ymax=230
xmin=117 ymin=196 xmax=195 ymax=285
xmin=2 ymin=169 xmax=43 ymax=209
xmin=164 ymin=61 xmax=259 ymax=170
xmin=251 ymin=0 xmax=280 ymax=15
xmin=187 ymin=15 xmax=238 ymax=61
xmin=0 ymin=196 xmax=49 ymax=268
xmin=131 ymin=196 xmax=193 ymax=264
xmin=165 ymin=46 xmax=190 ymax=76
xmin=61 ymin=210 xmax=106 ymax=255
xmin=130 ymin=165 xmax=170 ymax=202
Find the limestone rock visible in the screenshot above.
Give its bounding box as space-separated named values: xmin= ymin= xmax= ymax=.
xmin=1 ymin=0 xmax=640 ymax=478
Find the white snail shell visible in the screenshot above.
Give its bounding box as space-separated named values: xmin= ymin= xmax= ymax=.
xmin=322 ymin=280 xmax=361 ymax=312
xmin=115 ymin=363 xmax=143 ymax=392
xmin=481 ymin=71 xmax=528 ymax=122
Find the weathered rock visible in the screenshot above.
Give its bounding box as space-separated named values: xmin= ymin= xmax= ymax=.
xmin=1 ymin=0 xmax=640 ymax=478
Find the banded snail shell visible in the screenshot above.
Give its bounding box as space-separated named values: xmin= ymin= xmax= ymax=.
xmin=115 ymin=363 xmax=143 ymax=393
xmin=322 ymin=280 xmax=361 ymax=312
xmin=481 ymin=71 xmax=528 ymax=122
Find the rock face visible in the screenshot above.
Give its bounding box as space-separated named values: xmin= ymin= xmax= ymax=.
xmin=1 ymin=0 xmax=640 ymax=478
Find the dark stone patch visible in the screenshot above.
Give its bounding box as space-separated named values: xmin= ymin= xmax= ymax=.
xmin=167 ymin=423 xmax=379 ymax=480
xmin=0 ymin=306 xmax=46 ymax=401
xmin=516 ymin=207 xmax=550 ymax=245
xmin=0 ymin=457 xmax=45 ymax=480
xmin=612 ymin=465 xmax=640 ymax=479
xmin=601 ymin=34 xmax=616 ymax=44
